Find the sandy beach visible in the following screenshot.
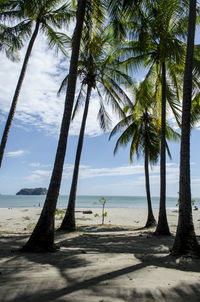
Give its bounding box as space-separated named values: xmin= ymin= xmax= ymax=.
xmin=0 ymin=207 xmax=200 ymax=302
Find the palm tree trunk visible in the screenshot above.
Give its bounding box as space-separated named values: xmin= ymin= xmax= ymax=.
xmin=0 ymin=20 xmax=40 ymax=167
xmin=171 ymin=0 xmax=199 ymax=257
xmin=58 ymin=84 xmax=92 ymax=232
xmin=144 ymin=148 xmax=157 ymax=228
xmin=21 ymin=0 xmax=87 ymax=253
xmin=154 ymin=61 xmax=170 ymax=235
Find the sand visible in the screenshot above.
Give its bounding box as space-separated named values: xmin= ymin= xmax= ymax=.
xmin=0 ymin=206 xmax=200 ymax=302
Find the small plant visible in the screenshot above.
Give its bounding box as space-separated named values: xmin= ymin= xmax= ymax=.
xmin=93 ymin=197 xmax=108 ymax=224
xmin=56 ymin=210 xmax=66 ymax=215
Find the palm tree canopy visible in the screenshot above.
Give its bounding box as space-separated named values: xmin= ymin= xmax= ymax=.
xmin=110 ymin=79 xmax=180 ymax=163
xmin=111 ymin=0 xmax=193 ymax=128
xmin=58 ymin=28 xmax=133 ymax=131
xmin=0 ymin=0 xmax=74 ymax=56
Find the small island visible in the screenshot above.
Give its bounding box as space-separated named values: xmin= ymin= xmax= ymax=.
xmin=16 ymin=188 xmax=47 ymax=195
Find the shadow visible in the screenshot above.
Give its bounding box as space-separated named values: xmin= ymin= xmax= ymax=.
xmin=0 ymin=234 xmax=29 ymax=255
xmin=0 ymin=229 xmax=200 ymax=302
xmin=117 ymin=282 xmax=200 ymax=302
xmin=1 ymin=254 xmax=200 ymax=302
xmin=57 ymin=232 xmax=168 ymax=255
xmin=77 ymin=224 xmax=139 ymax=233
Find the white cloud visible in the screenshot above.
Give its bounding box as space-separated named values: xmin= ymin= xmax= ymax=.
xmin=78 ymin=165 xmax=144 ymax=179
xmin=26 ymin=164 xmax=145 ymax=185
xmin=0 ymin=29 xmax=125 ymax=138
xmin=26 ymin=169 xmax=52 ymax=183
xmin=28 ymin=162 xmax=52 ymax=168
xmin=2 ymin=161 xmax=185 ymax=196
xmin=0 ymin=33 xmax=66 ymax=135
xmin=26 ymin=162 xmax=180 ymax=183
xmin=29 ymin=163 xmax=41 ymax=167
xmin=6 ymin=150 xmax=27 ymax=158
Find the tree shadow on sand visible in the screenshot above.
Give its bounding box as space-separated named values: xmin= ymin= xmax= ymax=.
xmin=76 ymin=224 xmax=140 ymax=233
xmin=0 ymin=229 xmax=200 ymax=302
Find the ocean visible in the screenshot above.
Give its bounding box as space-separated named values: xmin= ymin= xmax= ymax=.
xmin=0 ymin=194 xmax=187 ymax=209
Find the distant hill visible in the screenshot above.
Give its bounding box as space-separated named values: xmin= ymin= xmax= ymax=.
xmin=16 ymin=188 xmax=47 ymax=195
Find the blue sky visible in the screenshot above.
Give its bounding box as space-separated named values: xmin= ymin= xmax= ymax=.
xmin=0 ymin=31 xmax=200 ymax=197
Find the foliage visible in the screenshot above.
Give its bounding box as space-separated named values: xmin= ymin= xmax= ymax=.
xmin=58 ymin=27 xmax=133 ymax=131
xmin=94 ymin=197 xmax=108 ymax=225
xmin=110 ymin=78 xmax=180 ymax=164
xmin=55 ymin=210 xmax=66 ymax=215
xmin=0 ymin=0 xmax=74 ymax=57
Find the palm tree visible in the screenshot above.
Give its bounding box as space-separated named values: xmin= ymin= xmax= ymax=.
xmin=0 ymin=24 xmax=22 ymax=61
xmin=109 ymin=79 xmax=180 ymax=228
xmin=171 ymin=0 xmax=200 ymax=257
xmin=58 ymin=29 xmax=132 ymax=232
xmin=0 ymin=0 xmax=73 ymax=167
xmin=0 ymin=1 xmax=34 ymax=63
xmin=21 ymin=0 xmax=105 ymax=252
xmin=116 ymin=0 xmax=186 ymax=235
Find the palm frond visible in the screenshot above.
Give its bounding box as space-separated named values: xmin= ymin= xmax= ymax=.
xmin=97 ymin=99 xmax=112 ymax=132
xmin=57 ymin=74 xmax=69 ymax=96
xmin=109 ymin=114 xmax=133 ymax=140
xmin=72 ymin=84 xmax=86 ymax=120
xmin=0 ymin=20 xmax=32 ymax=60
xmin=113 ymin=122 xmax=138 ymax=155
xmin=42 ymin=2 xmax=74 ymax=28
xmin=41 ymin=23 xmax=70 ymax=57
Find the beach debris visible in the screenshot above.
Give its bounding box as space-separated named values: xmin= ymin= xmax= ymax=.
xmin=82 ymin=210 xmax=93 ymax=214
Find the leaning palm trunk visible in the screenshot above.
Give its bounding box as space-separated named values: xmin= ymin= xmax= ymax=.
xmin=171 ymin=0 xmax=199 ymax=257
xmin=58 ymin=84 xmax=92 ymax=232
xmin=22 ymin=0 xmax=87 ymax=252
xmin=155 ymin=62 xmax=170 ymax=235
xmin=144 ymin=148 xmax=157 ymax=228
xmin=0 ymin=21 xmax=40 ymax=167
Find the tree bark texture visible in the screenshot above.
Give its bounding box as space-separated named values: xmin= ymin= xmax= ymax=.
xmin=171 ymin=0 xmax=199 ymax=257
xmin=22 ymin=0 xmax=87 ymax=252
xmin=144 ymin=148 xmax=157 ymax=228
xmin=154 ymin=62 xmax=170 ymax=235
xmin=0 ymin=21 xmax=40 ymax=167
xmin=58 ymin=84 xmax=92 ymax=232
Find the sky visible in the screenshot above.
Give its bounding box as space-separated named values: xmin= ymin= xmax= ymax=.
xmin=0 ymin=27 xmax=200 ymax=198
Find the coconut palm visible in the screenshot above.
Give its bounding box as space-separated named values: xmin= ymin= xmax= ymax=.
xmin=110 ymin=79 xmax=180 ymax=228
xmin=171 ymin=0 xmax=200 ymax=257
xmin=115 ymin=0 xmax=187 ymax=235
xmin=22 ymin=0 xmax=106 ymax=252
xmin=58 ymin=29 xmax=132 ymax=232
xmin=0 ymin=0 xmax=73 ymax=167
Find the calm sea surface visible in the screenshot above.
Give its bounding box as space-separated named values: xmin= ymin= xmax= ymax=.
xmin=0 ymin=194 xmax=194 ymax=209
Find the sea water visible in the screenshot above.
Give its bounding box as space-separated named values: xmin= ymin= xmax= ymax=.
xmin=0 ymin=194 xmax=191 ymax=209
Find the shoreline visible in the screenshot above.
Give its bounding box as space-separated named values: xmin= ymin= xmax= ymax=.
xmin=0 ymin=206 xmax=200 ymax=235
